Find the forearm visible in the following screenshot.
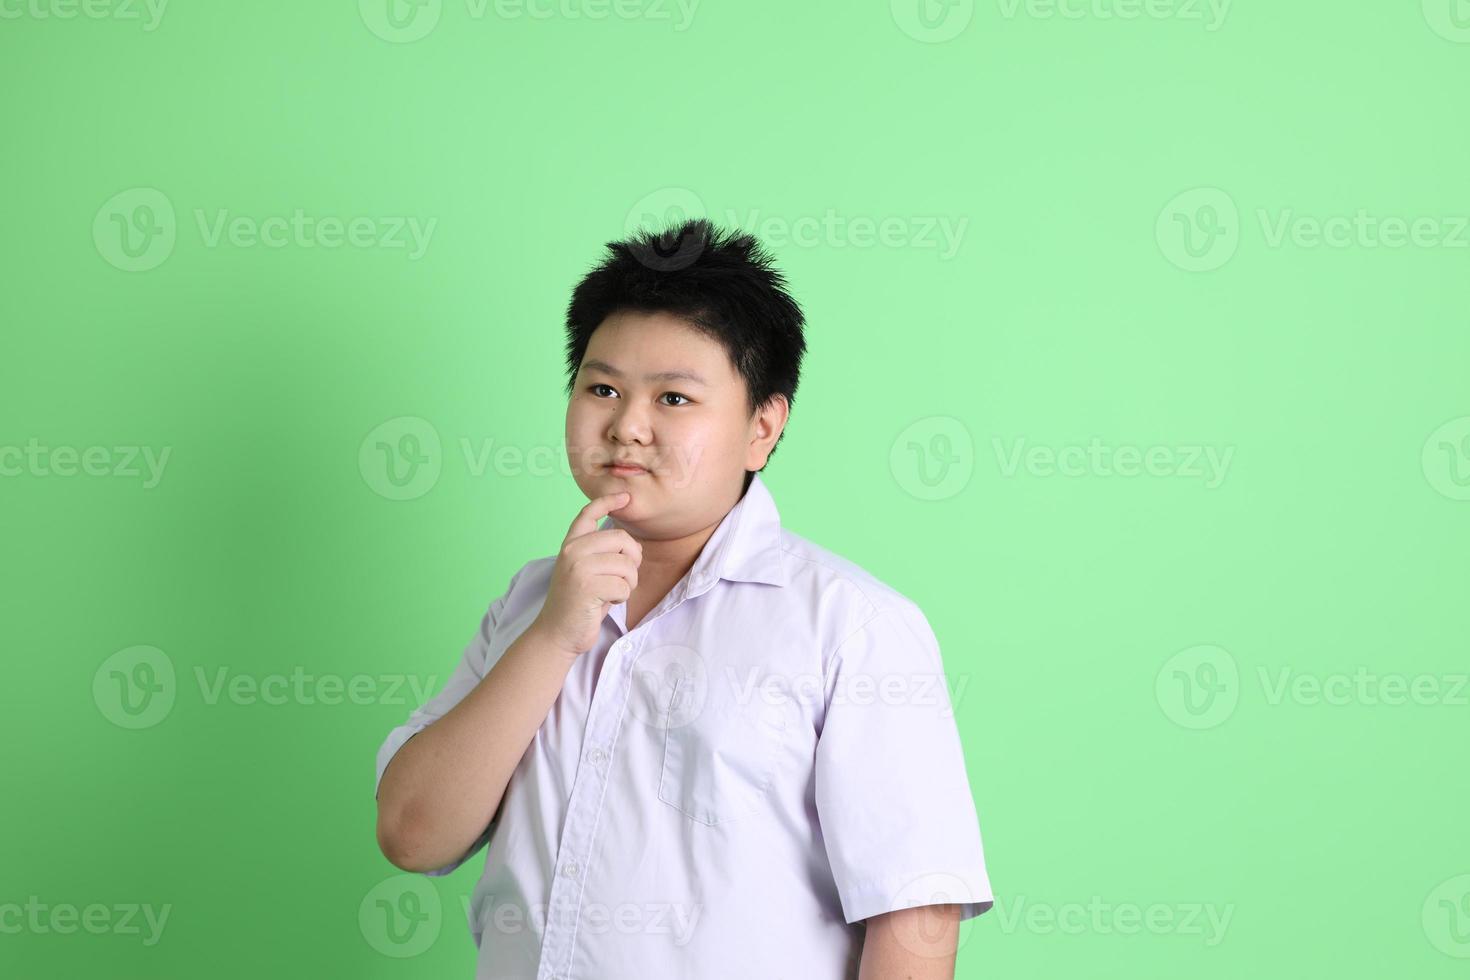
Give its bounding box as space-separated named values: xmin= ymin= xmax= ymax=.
xmin=375 ymin=623 xmax=578 ymax=872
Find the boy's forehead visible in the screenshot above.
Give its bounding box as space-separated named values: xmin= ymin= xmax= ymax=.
xmin=583 ymin=314 xmax=733 ymax=382
xmin=582 ymin=358 xmax=710 ymax=387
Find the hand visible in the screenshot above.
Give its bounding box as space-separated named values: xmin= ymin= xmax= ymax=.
xmin=529 ymin=491 xmax=643 ymax=658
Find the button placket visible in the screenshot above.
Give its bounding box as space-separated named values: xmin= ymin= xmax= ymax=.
xmin=538 ymin=584 xmax=709 ymax=980
xmin=537 ymin=633 xmax=639 ymax=980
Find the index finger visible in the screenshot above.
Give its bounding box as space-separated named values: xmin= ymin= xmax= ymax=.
xmin=563 ymin=491 xmax=631 ymax=547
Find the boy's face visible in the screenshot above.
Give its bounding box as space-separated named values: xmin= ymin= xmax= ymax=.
xmin=565 ymin=309 xmax=785 ymax=537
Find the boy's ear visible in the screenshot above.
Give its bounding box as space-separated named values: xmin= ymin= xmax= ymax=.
xmin=746 ymin=394 xmax=790 ymax=469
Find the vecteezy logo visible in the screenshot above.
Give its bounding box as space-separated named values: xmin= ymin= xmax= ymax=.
xmin=889 ymin=872 xmax=983 ymax=954
xmin=628 ymin=643 xmax=709 ymax=731
xmin=360 ymin=874 xmax=442 ymax=957
xmin=890 ymin=0 xmax=974 ymax=43
xmin=1156 ymin=187 xmax=1240 ymax=272
xmin=623 ymin=188 xmax=709 ymax=272
xmin=1422 ymin=0 xmax=1470 ymax=43
xmin=358 ymin=416 xmax=443 ymax=501
xmin=93 ymin=188 xmax=176 ymax=272
xmin=1422 ymin=416 xmax=1470 ymax=501
xmin=1155 ymin=644 xmax=1239 ymax=729
xmin=359 ymin=0 xmax=441 ymax=42
xmin=890 ymin=416 xmax=974 ymax=501
xmin=1423 ymin=875 xmax=1470 ymax=958
xmin=93 ymin=645 xmax=177 ymax=729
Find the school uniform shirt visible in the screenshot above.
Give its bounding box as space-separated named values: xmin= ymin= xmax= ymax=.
xmin=373 ymin=471 xmax=993 ymax=980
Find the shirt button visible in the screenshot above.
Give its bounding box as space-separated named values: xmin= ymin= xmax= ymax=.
xmin=587 ymin=747 xmax=606 ymax=764
xmin=562 ymin=862 xmax=580 ymax=880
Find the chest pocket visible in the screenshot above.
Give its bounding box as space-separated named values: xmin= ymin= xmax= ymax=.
xmin=646 ymin=653 xmax=792 ymax=826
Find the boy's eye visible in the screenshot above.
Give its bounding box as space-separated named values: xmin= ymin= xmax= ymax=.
xmin=588 ymin=384 xmax=690 ymax=407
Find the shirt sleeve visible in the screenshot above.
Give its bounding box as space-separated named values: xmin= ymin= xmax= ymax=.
xmin=813 ymin=599 xmax=994 ymax=925
xmin=373 ymin=564 xmax=527 ymax=877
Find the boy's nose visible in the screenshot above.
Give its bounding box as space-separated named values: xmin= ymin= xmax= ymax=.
xmin=607 ymin=412 xmax=652 ymax=445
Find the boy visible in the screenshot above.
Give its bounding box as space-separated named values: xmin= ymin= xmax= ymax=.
xmin=374 ymin=218 xmax=993 ymax=979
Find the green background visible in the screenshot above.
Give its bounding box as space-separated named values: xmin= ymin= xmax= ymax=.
xmin=2 ymin=1 xmax=1468 ymax=977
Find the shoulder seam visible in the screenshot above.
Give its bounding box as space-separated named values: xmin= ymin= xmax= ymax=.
xmin=822 ymin=607 xmax=884 ymax=688
xmin=776 ymin=542 xmax=890 ymax=618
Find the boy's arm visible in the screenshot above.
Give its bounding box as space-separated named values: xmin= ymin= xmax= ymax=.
xmin=374 ymin=623 xmax=579 ymax=873
xmin=858 ymin=904 xmax=962 ymax=980
xmin=376 ymin=490 xmax=638 ymax=875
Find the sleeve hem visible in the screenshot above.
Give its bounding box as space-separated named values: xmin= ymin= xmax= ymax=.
xmin=837 ymin=870 xmax=994 ymax=925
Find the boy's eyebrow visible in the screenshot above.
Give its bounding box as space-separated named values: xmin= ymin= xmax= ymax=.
xmin=581 ymin=359 xmax=708 ymax=386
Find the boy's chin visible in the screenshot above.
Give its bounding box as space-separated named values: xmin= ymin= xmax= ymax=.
xmin=582 ymin=472 xmax=653 ymax=505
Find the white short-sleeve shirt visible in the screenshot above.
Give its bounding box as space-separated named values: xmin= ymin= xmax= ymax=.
xmin=373 ymin=472 xmax=993 ymax=979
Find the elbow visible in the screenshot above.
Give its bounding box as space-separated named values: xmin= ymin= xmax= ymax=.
xmin=376 ymin=801 xmax=435 ymax=873
xmin=375 ymin=810 xmax=411 ymax=870
xmin=377 ymin=824 xmax=439 ymax=874
xmin=377 ymin=796 xmax=473 ymax=874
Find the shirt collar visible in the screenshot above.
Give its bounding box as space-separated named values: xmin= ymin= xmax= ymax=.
xmin=599 ymin=471 xmax=788 ymax=590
